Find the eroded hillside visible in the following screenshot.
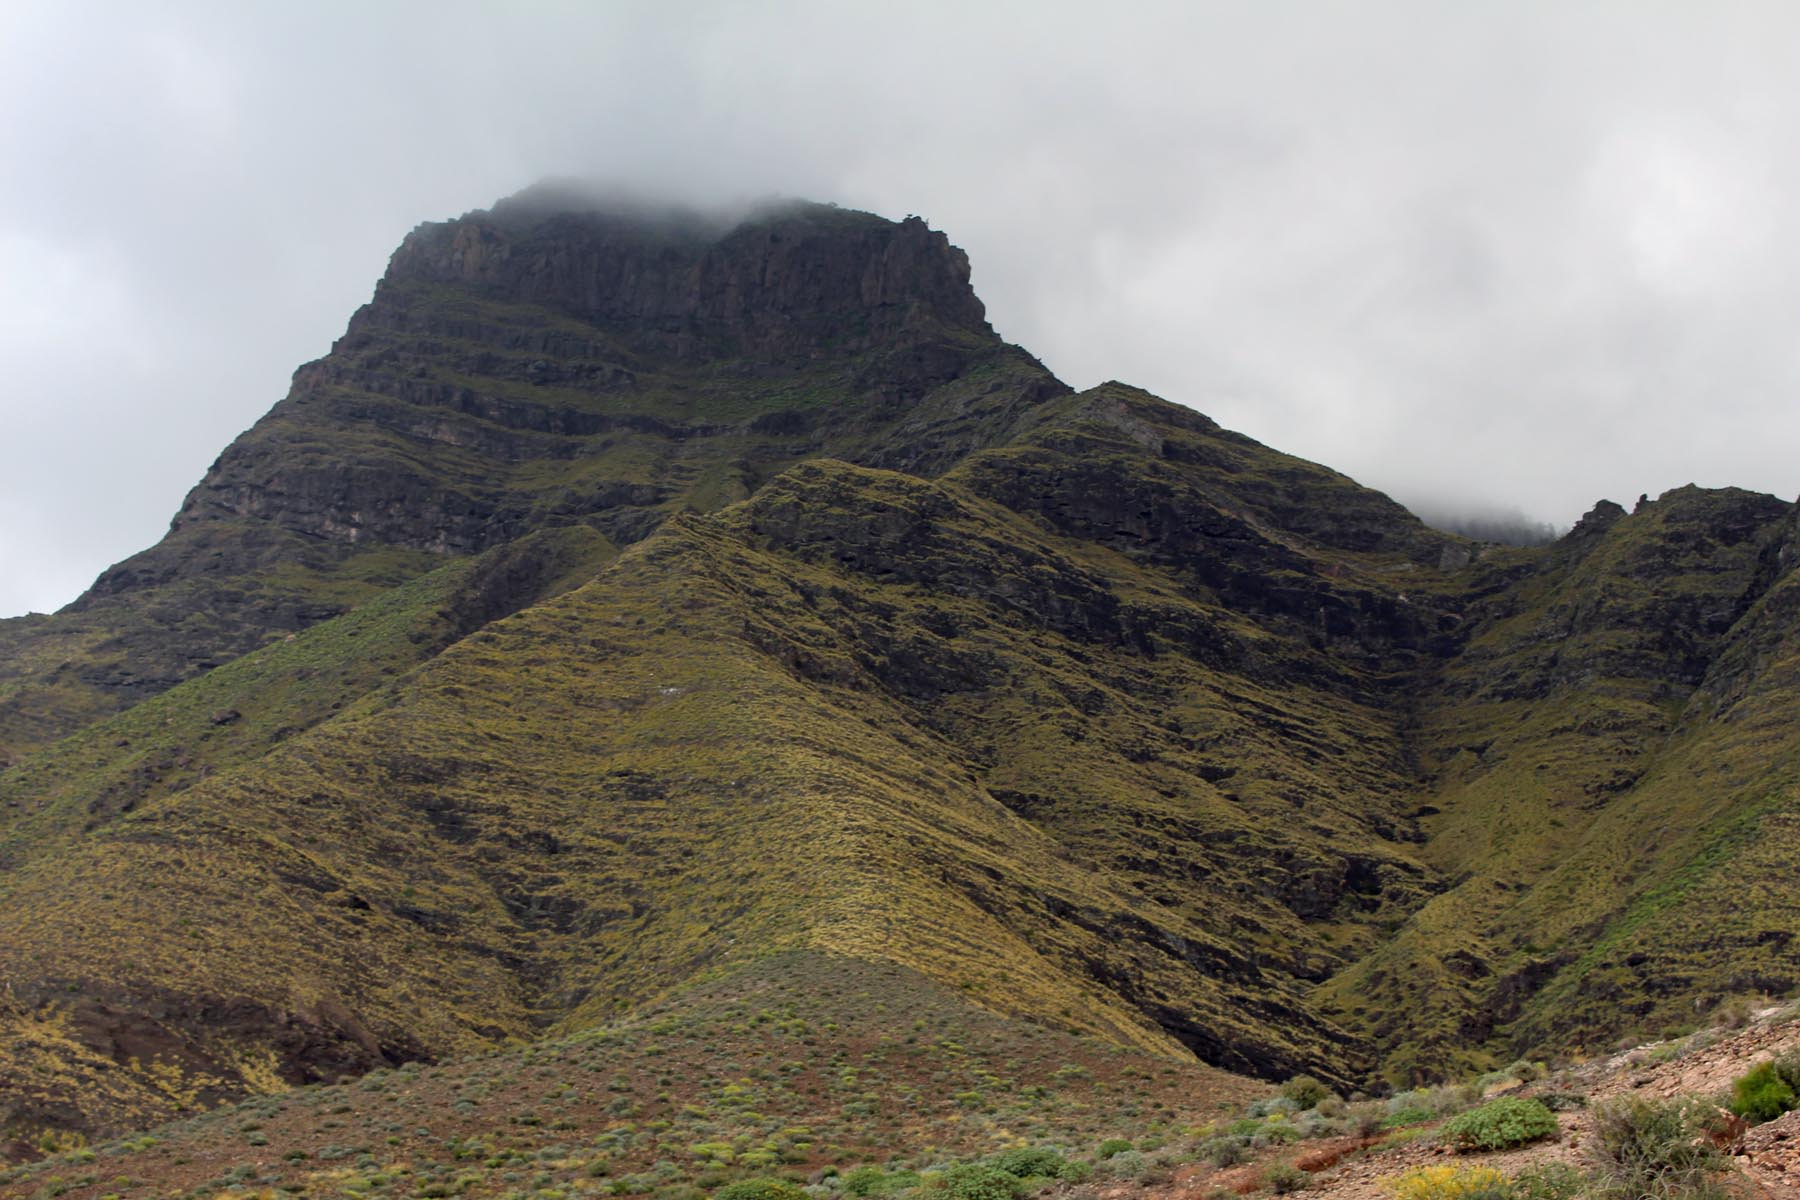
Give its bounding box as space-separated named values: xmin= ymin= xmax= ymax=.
xmin=1 ymin=190 xmax=1796 ymax=1153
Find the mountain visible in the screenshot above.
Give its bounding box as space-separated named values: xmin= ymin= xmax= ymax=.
xmin=2 ymin=187 xmax=1797 ymax=1157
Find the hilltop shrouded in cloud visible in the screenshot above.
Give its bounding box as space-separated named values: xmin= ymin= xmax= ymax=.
xmin=5 ymin=1 xmax=1800 ymax=614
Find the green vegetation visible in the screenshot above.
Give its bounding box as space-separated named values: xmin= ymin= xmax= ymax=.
xmin=1391 ymin=1165 xmax=1512 ymax=1200
xmin=3 ymin=188 xmax=1800 ymax=1169
xmin=713 ymin=1179 xmax=808 ymax=1200
xmin=938 ymin=1163 xmax=1023 ymax=1200
xmin=1729 ymin=1053 xmax=1800 ymax=1123
xmin=1280 ymin=1076 xmax=1334 ymax=1111
xmin=1586 ymin=1097 xmax=1729 ymax=1200
xmin=1265 ymin=1160 xmax=1311 ymax=1193
xmin=1439 ymin=1098 xmax=1558 ymax=1152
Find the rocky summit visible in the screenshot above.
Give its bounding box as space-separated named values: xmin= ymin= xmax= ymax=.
xmin=1 ymin=188 xmax=1798 ymax=1181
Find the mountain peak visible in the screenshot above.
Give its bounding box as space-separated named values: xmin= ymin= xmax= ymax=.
xmin=381 ymin=187 xmax=989 ymax=362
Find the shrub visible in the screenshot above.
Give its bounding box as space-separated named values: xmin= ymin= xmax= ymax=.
xmin=1440 ymin=1098 xmax=1558 ymax=1152
xmin=843 ymin=1168 xmax=923 ymax=1197
xmin=1281 ymin=1076 xmax=1335 ymax=1112
xmin=939 ymin=1164 xmax=1022 ymax=1200
xmin=1729 ymin=1061 xmax=1797 ymax=1124
xmin=1345 ymin=1102 xmax=1386 ymax=1139
xmin=1507 ymin=1060 xmax=1544 ymax=1084
xmin=988 ymin=1148 xmax=1064 ymax=1180
xmin=1264 ymin=1162 xmax=1309 ymax=1194
xmin=1389 ymin=1165 xmax=1511 ymax=1200
xmin=1507 ymin=1164 xmax=1583 ymax=1200
xmin=715 ymin=1180 xmax=809 ymax=1200
xmin=1201 ymin=1136 xmax=1249 ymax=1167
xmin=1095 ymin=1150 xmax=1146 ymax=1181
xmin=1096 ymin=1139 xmax=1133 ymax=1160
xmin=1586 ymin=1096 xmax=1728 ymax=1200
xmin=1384 ymin=1086 xmax=1464 ymax=1129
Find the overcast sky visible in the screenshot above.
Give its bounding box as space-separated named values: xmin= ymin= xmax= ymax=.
xmin=5 ymin=1 xmax=1800 ymax=615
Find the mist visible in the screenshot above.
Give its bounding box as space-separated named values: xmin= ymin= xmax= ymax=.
xmin=1403 ymin=501 xmax=1565 ymax=548
xmin=5 ymin=2 xmax=1800 ymax=615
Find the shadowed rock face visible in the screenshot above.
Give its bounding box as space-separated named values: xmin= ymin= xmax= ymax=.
xmin=384 ymin=198 xmax=992 ymax=361
xmin=124 ymin=200 xmax=997 ymax=577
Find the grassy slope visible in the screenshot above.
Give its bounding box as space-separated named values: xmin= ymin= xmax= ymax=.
xmin=0 ymin=385 xmax=1483 ymax=1142
xmin=4 ymin=373 xmax=1799 ymax=1158
xmin=0 ymin=951 xmax=1261 ymax=1199
xmin=1317 ymin=488 xmax=1800 ymax=1081
xmin=3 ymin=197 xmax=1799 ymax=1154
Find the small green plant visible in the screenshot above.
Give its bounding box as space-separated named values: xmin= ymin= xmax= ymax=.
xmin=1095 ymin=1150 xmax=1148 ymax=1181
xmin=939 ymin=1163 xmax=1023 ymax=1200
xmin=1729 ymin=1053 xmax=1800 ymax=1124
xmin=1264 ymin=1162 xmax=1309 ymax=1194
xmin=1507 ymin=1163 xmax=1583 ymax=1200
xmin=1729 ymin=1061 xmax=1796 ymax=1123
xmin=1096 ymin=1138 xmax=1133 ymax=1160
xmin=1440 ymin=1098 xmax=1557 ymax=1152
xmin=988 ymin=1147 xmax=1065 ymax=1180
xmin=842 ymin=1167 xmax=923 ymax=1197
xmin=1202 ymin=1136 xmax=1248 ymax=1167
xmin=713 ymin=1179 xmax=808 ymax=1200
xmin=1280 ymin=1077 xmax=1333 ymax=1112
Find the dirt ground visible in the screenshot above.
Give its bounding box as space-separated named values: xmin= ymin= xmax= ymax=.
xmin=1114 ymin=1006 xmax=1800 ymax=1200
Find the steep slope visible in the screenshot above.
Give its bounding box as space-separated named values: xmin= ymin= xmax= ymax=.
xmin=1 ymin=403 xmax=1464 ymax=1137
xmin=1319 ymin=488 xmax=1800 ymax=1080
xmin=0 ymin=191 xmax=1062 ymax=763
xmin=3 ymin=188 xmax=1799 ymax=1155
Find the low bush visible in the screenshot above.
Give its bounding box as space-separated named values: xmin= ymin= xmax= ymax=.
xmin=1094 ymin=1150 xmax=1146 ymax=1180
xmin=715 ymin=1180 xmax=809 ymax=1200
xmin=1347 ymin=1101 xmax=1387 ymax=1138
xmin=1096 ymin=1139 xmax=1133 ymax=1160
xmin=1586 ymin=1096 xmax=1728 ymax=1200
xmin=1440 ymin=1098 xmax=1558 ymax=1152
xmin=1281 ymin=1077 xmax=1334 ymax=1112
xmin=1201 ymin=1136 xmax=1248 ymax=1167
xmin=939 ymin=1164 xmax=1022 ymax=1200
xmin=988 ymin=1148 xmax=1065 ymax=1180
xmin=1507 ymin=1164 xmax=1583 ymax=1200
xmin=1264 ymin=1162 xmax=1309 ymax=1194
xmin=1729 ymin=1061 xmax=1796 ymax=1124
xmin=1384 ymin=1107 xmax=1434 ymax=1130
xmin=1729 ymin=1053 xmax=1800 ymax=1125
xmin=1389 ymin=1165 xmax=1511 ymax=1200
xmin=842 ymin=1167 xmax=922 ymax=1197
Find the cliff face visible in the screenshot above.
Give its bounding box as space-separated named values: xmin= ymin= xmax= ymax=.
xmin=385 ymin=194 xmax=991 ymax=356
xmin=2 ymin=187 xmax=1799 ymax=1148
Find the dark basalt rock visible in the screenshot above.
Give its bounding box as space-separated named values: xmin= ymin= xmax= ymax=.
xmin=386 ymin=197 xmax=991 ymax=361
